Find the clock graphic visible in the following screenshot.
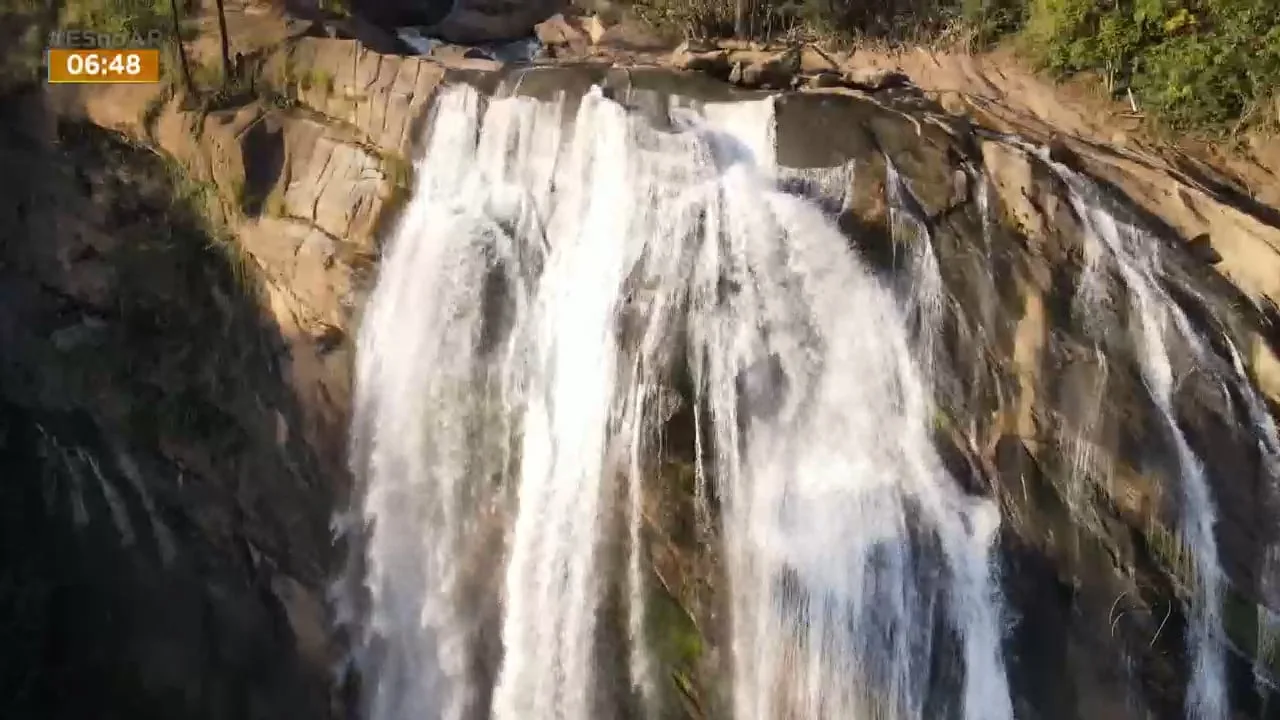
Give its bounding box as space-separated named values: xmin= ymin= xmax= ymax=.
xmin=47 ymin=49 xmax=161 ymax=84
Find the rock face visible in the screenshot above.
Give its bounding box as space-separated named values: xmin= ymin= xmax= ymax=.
xmin=352 ymin=0 xmax=563 ymax=42
xmin=431 ymin=0 xmax=564 ymax=43
xmin=0 ymin=100 xmax=342 ymax=720
xmin=8 ymin=33 xmax=1280 ymax=720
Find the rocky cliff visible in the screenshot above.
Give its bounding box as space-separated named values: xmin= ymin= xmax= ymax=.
xmin=5 ymin=25 xmax=1280 ymax=719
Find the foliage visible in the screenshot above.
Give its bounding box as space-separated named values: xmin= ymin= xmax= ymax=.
xmin=55 ymin=0 xmax=170 ymax=35
xmin=626 ymin=0 xmax=1280 ymax=132
xmin=630 ymin=0 xmax=970 ymax=41
xmin=1014 ymin=0 xmax=1280 ymax=131
xmin=317 ymin=0 xmax=350 ymax=17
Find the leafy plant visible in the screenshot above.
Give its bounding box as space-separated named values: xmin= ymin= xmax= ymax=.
xmin=1019 ymin=0 xmax=1280 ymax=132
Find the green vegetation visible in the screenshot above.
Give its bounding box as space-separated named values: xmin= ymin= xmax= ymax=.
xmin=1014 ymin=0 xmax=1280 ymax=131
xmin=317 ymin=0 xmax=350 ymax=17
xmin=54 ymin=0 xmax=170 ymax=35
xmin=645 ymin=574 xmax=706 ymax=713
xmin=631 ymin=0 xmax=964 ymax=41
xmin=629 ymin=0 xmax=1280 ymax=134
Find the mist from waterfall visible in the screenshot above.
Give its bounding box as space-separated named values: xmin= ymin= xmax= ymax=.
xmin=343 ymin=80 xmax=1014 ymax=720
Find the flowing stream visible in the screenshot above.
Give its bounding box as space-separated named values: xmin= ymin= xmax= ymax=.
xmin=342 ymin=78 xmax=1267 ymax=720
xmin=344 ymin=82 xmax=1013 ymax=720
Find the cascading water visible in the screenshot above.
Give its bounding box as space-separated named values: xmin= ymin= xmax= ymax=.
xmin=1048 ymin=159 xmax=1237 ymax=720
xmin=343 ymin=80 xmax=1014 ymax=720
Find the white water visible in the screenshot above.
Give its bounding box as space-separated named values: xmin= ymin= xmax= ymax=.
xmin=346 ymin=81 xmax=1013 ymax=720
xmin=885 ymin=159 xmax=946 ymax=377
xmin=1050 ymin=164 xmax=1229 ymax=720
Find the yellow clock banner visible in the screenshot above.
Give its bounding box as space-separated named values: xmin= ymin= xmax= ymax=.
xmin=47 ymin=49 xmax=161 ymax=84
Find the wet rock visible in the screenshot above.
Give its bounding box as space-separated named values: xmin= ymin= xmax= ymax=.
xmin=1046 ymin=135 xmax=1083 ymax=170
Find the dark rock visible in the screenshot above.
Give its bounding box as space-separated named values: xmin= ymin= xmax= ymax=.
xmin=1187 ymin=232 xmax=1224 ymax=264
xmin=0 ymin=113 xmax=341 ymax=720
xmin=350 ymin=0 xmax=559 ymax=42
xmin=426 ymin=0 xmax=563 ymax=43
xmin=1046 ymin=135 xmax=1083 ymax=170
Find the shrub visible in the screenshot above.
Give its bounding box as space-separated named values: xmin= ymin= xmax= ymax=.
xmin=1019 ymin=0 xmax=1280 ymax=132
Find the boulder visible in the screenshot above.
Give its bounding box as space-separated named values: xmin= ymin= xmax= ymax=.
xmin=535 ymin=13 xmax=585 ymax=47
xmin=670 ymin=44 xmax=733 ymax=82
xmin=841 ymin=66 xmax=912 ymax=92
xmin=714 ymin=48 xmax=797 ymax=89
xmin=427 ymin=0 xmax=564 ymax=43
xmin=594 ymin=19 xmax=669 ymax=50
xmin=353 ymin=0 xmax=561 ymax=42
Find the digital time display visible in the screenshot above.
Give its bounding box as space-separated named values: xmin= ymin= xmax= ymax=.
xmin=47 ymin=49 xmax=161 ymax=84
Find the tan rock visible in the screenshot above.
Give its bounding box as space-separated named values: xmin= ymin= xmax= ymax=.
xmin=726 ymin=50 xmax=799 ymax=90
xmin=535 ymin=13 xmax=584 ymax=46
xmin=594 ymin=18 xmax=669 ymax=50
xmin=799 ymin=45 xmax=839 ymax=74
xmin=716 ymin=39 xmax=762 ymax=51
xmin=583 ymin=14 xmax=607 ymax=45
xmin=670 ymin=45 xmax=733 ymax=80
xmin=842 ymin=66 xmax=912 ymax=92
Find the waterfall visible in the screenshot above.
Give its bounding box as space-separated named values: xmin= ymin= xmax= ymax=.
xmin=345 ymin=81 xmax=1013 ymax=720
xmin=1049 ymin=162 xmax=1230 ymax=720
xmin=885 ymin=158 xmax=946 ymax=377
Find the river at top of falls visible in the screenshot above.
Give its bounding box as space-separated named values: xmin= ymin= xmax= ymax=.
xmin=342 ymin=80 xmax=1014 ymax=720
